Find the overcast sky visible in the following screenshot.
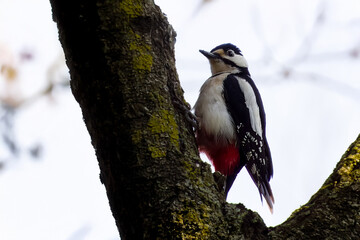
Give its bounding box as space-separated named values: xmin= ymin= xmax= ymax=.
xmin=1 ymin=0 xmax=360 ymax=239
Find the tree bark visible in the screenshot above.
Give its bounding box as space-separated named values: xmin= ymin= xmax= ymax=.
xmin=269 ymin=135 xmax=360 ymax=239
xmin=49 ymin=0 xmax=360 ymax=239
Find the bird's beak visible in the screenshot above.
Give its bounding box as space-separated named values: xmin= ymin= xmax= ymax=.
xmin=199 ymin=50 xmax=218 ymax=59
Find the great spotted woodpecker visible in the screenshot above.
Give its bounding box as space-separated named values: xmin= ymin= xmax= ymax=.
xmin=194 ymin=43 xmax=274 ymax=212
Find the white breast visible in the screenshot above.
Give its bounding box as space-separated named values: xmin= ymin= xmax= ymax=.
xmin=194 ymin=73 xmax=236 ymax=143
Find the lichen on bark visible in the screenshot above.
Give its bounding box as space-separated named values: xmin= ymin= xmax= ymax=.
xmin=269 ymin=134 xmax=360 ymax=239
xmin=336 ymin=137 xmax=360 ymax=186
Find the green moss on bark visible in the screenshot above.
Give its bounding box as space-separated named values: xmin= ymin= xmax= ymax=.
xmin=117 ymin=0 xmax=143 ymax=18
xmin=269 ymin=134 xmax=360 ymax=239
xmin=337 ymin=138 xmax=360 ymax=187
xmin=170 ymin=201 xmax=211 ymax=239
xmin=129 ymin=32 xmax=153 ymax=72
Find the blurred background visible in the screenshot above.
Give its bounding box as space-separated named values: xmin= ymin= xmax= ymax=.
xmin=0 ymin=0 xmax=359 ymax=239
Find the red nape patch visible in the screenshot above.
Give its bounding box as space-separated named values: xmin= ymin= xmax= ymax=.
xmin=204 ymin=144 xmax=240 ymax=176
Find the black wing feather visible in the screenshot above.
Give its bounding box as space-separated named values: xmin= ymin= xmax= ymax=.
xmin=223 ymin=73 xmax=274 ymax=211
xmin=242 ymin=74 xmax=274 ymax=180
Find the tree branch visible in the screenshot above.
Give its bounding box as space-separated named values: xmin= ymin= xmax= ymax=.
xmin=270 ymin=134 xmax=360 ymax=239
xmin=50 ymin=0 xmax=360 ymax=239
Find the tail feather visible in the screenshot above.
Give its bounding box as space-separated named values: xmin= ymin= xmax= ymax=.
xmin=246 ymin=164 xmax=274 ymax=213
xmin=259 ymin=180 xmax=275 ymax=213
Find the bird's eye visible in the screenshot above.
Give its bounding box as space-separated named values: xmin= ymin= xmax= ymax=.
xmin=226 ymin=50 xmax=235 ymax=57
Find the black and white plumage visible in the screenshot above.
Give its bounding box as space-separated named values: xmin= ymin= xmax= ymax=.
xmin=194 ymin=43 xmax=274 ymax=212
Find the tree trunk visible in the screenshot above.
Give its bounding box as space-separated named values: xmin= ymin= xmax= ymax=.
xmin=49 ymin=0 xmax=360 ymax=239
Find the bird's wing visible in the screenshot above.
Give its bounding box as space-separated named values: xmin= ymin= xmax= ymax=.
xmin=223 ymin=73 xmax=274 ymax=211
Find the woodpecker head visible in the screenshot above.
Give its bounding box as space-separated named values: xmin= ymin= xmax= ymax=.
xmin=200 ymin=43 xmax=249 ymax=75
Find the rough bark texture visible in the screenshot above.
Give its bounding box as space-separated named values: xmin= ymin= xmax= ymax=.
xmin=49 ymin=0 xmax=360 ymax=239
xmin=269 ymin=134 xmax=360 ymax=239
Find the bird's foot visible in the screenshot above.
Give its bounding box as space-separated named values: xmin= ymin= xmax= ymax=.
xmin=173 ymin=97 xmax=199 ymax=130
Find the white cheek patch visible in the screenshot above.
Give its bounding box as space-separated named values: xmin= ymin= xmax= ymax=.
xmin=223 ymin=55 xmax=248 ymax=68
xmin=237 ymin=78 xmax=263 ymax=137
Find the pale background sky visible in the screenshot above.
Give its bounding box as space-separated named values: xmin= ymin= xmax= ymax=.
xmin=0 ymin=0 xmax=359 ymax=239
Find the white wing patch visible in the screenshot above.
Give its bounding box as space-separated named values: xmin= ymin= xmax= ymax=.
xmin=237 ymin=78 xmax=263 ymax=137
